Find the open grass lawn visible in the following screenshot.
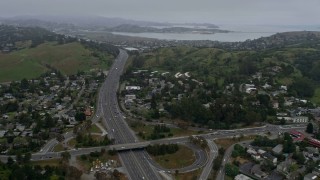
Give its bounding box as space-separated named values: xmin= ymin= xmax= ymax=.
xmin=91 ymin=134 xmax=104 ymax=141
xmin=53 ymin=143 xmax=65 ymax=152
xmin=214 ymin=135 xmax=256 ymax=149
xmin=32 ymin=159 xmax=62 ymax=167
xmin=150 ymin=145 xmax=196 ymax=169
xmin=311 ymin=87 xmax=320 ymax=105
xmin=0 ymin=42 xmax=113 ymax=82
xmin=89 ymin=124 xmax=102 ymax=134
xmin=131 ymin=123 xmax=196 ymax=141
xmin=170 ymin=127 xmax=197 ymax=137
xmin=67 ymin=138 xmax=77 ymax=148
xmin=174 ymin=168 xmax=202 ymax=180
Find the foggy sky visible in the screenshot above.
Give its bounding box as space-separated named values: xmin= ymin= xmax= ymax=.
xmin=0 ymin=0 xmax=319 ymax=25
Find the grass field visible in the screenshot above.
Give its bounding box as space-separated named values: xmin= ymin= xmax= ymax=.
xmin=32 ymin=159 xmax=62 ymax=167
xmin=53 ymin=143 xmax=65 ymax=152
xmin=0 ymin=42 xmax=113 ymax=82
xmin=150 ymin=145 xmax=196 ymax=169
xmin=175 ymin=168 xmax=203 ymax=180
xmin=67 ymin=138 xmax=77 ymax=148
xmin=311 ymin=87 xmax=320 ymax=105
xmin=214 ymin=135 xmax=256 ymax=149
xmin=130 ymin=123 xmax=196 ymax=140
xmin=89 ymin=124 xmax=102 ymax=134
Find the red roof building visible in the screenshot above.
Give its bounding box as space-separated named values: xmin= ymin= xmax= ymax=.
xmin=289 ymin=130 xmax=305 ymax=142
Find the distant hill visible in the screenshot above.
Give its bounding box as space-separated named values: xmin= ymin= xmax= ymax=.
xmin=106 ymin=24 xmax=228 ymax=34
xmin=222 ymin=31 xmax=320 ymax=50
xmin=0 ymin=15 xmax=220 ymax=30
xmin=0 ymin=25 xmax=58 ymax=51
xmin=0 ymin=25 xmax=118 ymax=82
xmin=129 ymin=31 xmax=320 ymax=104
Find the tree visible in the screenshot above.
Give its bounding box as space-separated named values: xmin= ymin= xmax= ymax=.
xmin=293 ymin=152 xmax=306 ymax=165
xmin=66 ymin=166 xmax=82 ymax=180
xmin=213 ymin=156 xmax=223 ymax=170
xmin=151 ymin=95 xmax=157 ymax=110
xmin=75 ymin=112 xmax=86 ymax=121
xmin=290 ymin=77 xmax=315 ymax=98
xmin=283 ymin=133 xmax=295 ymax=153
xmin=23 ymin=153 xmax=31 ymax=163
xmin=6 ymin=157 xmax=14 ymax=167
xmin=306 ymin=123 xmax=314 ymax=134
xmin=61 ymin=151 xmax=71 ymax=163
xmin=20 ymin=79 xmax=29 ymax=90
xmin=16 ymin=153 xmax=23 ymax=164
xmin=225 ymin=163 xmax=239 ymax=178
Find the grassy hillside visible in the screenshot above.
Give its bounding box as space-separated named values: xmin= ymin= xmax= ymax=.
xmin=130 ymin=44 xmax=320 ymax=104
xmin=0 ymin=42 xmax=113 ymax=82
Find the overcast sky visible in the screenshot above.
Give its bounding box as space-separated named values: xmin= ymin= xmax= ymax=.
xmin=0 ymin=0 xmax=320 ymax=25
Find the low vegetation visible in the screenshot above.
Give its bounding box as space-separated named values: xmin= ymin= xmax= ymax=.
xmin=147 ymin=144 xmax=196 ymax=169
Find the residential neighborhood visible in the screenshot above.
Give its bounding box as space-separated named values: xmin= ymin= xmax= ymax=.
xmin=226 ymin=129 xmax=320 ymax=180
xmin=120 ymin=65 xmax=320 ymax=129
xmin=0 ymin=70 xmax=105 ymax=155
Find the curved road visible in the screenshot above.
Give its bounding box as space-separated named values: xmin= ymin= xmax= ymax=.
xmin=146 ymin=142 xmax=208 ymax=173
xmin=215 ymin=140 xmax=252 ymax=180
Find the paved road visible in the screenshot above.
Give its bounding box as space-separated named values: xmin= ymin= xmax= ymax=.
xmin=96 ymin=49 xmax=161 ymax=180
xmin=199 ymin=139 xmax=218 ymax=180
xmin=215 ymin=140 xmax=252 ymax=180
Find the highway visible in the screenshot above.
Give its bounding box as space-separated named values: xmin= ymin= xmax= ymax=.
xmin=0 ymin=44 xmax=308 ymax=179
xmin=96 ymin=49 xmax=161 ymax=180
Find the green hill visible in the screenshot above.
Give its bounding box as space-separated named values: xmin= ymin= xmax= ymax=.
xmin=129 ymin=33 xmax=320 ymax=105
xmin=0 ymin=42 xmax=113 ymax=82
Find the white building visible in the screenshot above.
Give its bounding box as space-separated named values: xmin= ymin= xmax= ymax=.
xmin=126 ymin=86 xmax=141 ymax=91
xmin=277 ymin=116 xmax=309 ymax=123
xmin=235 ymin=174 xmax=253 ymax=180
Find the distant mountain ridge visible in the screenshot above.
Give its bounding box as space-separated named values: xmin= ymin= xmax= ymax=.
xmin=0 ymin=15 xmax=220 ymax=29
xmin=105 ymin=24 xmax=228 ymax=34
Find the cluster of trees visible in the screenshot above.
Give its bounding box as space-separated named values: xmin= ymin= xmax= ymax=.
xmin=75 ymin=112 xmax=86 ymax=121
xmin=166 ymin=96 xmax=267 ymax=129
xmin=251 ymin=136 xmax=279 ymax=147
xmin=80 ymin=40 xmax=119 ymax=57
xmin=289 ymin=77 xmax=315 ymax=98
xmin=189 ymin=136 xmax=208 ymax=149
xmin=75 ymin=134 xmax=113 ymax=148
xmin=283 ymin=133 xmax=296 ymax=153
xmin=231 ymin=144 xmax=246 ymax=158
xmin=0 ymin=101 xmax=19 ymax=114
xmin=146 ymin=125 xmax=172 ymax=140
xmin=225 ymin=163 xmax=239 ymax=178
xmin=213 ymin=147 xmax=225 ymax=171
xmin=292 ymin=151 xmax=306 ymax=165
xmin=306 ymin=123 xmax=314 ymax=134
xmin=146 ymin=144 xmax=179 ymax=156
xmin=153 ymin=125 xmax=170 ymax=133
xmin=295 ymin=51 xmax=320 ymax=82
xmin=0 ymin=153 xmax=82 ymax=180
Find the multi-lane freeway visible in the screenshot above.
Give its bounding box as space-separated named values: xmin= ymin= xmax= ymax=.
xmin=95 ymin=49 xmax=161 ymax=180
xmin=0 ymin=47 xmax=308 ymax=180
